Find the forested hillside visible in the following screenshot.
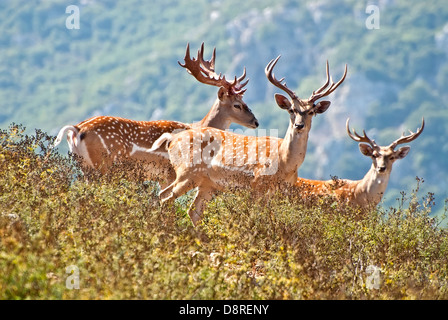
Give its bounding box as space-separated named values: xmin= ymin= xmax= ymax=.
xmin=1 ymin=0 xmax=447 ymax=215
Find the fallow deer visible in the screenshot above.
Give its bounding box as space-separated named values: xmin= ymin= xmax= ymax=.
xmin=295 ymin=118 xmax=425 ymax=208
xmin=152 ymin=56 xmax=347 ymax=226
xmin=52 ymin=43 xmax=258 ymax=187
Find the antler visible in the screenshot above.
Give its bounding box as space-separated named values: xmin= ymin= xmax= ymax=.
xmin=265 ymin=56 xmax=298 ymax=100
xmin=230 ymin=67 xmax=249 ymax=95
xmin=389 ymin=118 xmax=425 ymax=149
xmin=309 ymin=61 xmax=348 ymax=103
xmin=178 ymin=42 xmax=248 ymax=95
xmin=346 ymin=118 xmax=378 ymax=148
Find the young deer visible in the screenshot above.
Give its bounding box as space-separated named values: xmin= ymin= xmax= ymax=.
xmin=295 ymin=118 xmax=425 ymax=207
xmin=52 ymin=43 xmax=258 ymax=187
xmin=153 ymin=56 xmax=347 ymax=226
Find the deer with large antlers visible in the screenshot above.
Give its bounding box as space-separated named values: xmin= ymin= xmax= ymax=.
xmin=152 ymin=56 xmax=347 ymax=226
xmin=53 ymin=43 xmax=258 ymax=187
xmin=296 ymin=118 xmax=425 ymax=207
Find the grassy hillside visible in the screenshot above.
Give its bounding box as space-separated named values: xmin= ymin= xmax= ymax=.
xmin=1 ymin=124 xmax=448 ymax=300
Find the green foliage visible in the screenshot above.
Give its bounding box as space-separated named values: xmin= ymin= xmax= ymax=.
xmin=1 ymin=127 xmax=448 ymax=299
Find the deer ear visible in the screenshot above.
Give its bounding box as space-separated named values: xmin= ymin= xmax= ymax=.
xmin=274 ymin=94 xmax=292 ymax=110
xmin=359 ymin=144 xmax=373 ymax=156
xmin=396 ymin=146 xmax=410 ymax=159
xmin=314 ymin=101 xmax=331 ymax=114
xmin=218 ymin=86 xmax=227 ymax=101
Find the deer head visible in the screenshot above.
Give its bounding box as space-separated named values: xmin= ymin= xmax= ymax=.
xmin=266 ymin=56 xmax=347 ymax=133
xmin=346 ymin=118 xmax=425 ymax=175
xmin=179 ymin=43 xmax=258 ymax=129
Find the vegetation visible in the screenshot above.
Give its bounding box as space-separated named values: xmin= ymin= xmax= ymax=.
xmin=1 ymin=125 xmax=448 ymax=300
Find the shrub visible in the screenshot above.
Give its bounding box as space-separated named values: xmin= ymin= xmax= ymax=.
xmin=1 ymin=125 xmax=447 ymax=299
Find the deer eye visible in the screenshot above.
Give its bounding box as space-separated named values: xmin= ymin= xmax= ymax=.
xmin=287 ymin=108 xmax=295 ymax=115
xmin=233 ymin=104 xmax=241 ymax=110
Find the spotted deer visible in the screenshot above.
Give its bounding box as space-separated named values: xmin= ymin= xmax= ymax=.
xmin=152 ymin=56 xmax=347 ymax=226
xmin=295 ymin=118 xmax=425 ymax=207
xmin=53 ymin=43 xmax=258 ymax=187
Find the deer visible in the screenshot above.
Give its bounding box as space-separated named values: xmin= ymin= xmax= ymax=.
xmin=52 ymin=43 xmax=259 ymax=187
xmin=295 ymin=118 xmax=425 ymax=208
xmin=151 ymin=56 xmax=347 ymax=226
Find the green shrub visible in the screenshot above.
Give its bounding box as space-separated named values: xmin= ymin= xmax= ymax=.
xmin=1 ymin=125 xmax=447 ymax=299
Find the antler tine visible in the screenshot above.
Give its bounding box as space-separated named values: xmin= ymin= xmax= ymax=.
xmin=309 ymin=63 xmax=348 ymax=103
xmin=389 ymin=118 xmax=425 ymax=149
xmin=237 ymin=66 xmax=246 ymax=83
xmin=325 ymin=64 xmax=348 ymax=95
xmin=178 ymin=42 xmax=193 ymax=73
xmin=265 ymin=55 xmax=297 ymax=100
xmin=313 ymin=60 xmax=330 ymax=95
xmin=239 ymin=77 xmax=249 ymax=89
xmin=346 ymin=118 xmax=377 ymax=147
xmin=197 ymin=42 xmax=216 ymax=73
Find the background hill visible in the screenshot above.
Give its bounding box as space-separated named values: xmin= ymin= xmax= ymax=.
xmin=1 ymin=0 xmax=447 ymax=215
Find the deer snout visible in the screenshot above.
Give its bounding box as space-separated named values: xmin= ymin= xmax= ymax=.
xmin=377 ymin=166 xmax=387 ymax=173
xmin=253 ymin=119 xmax=259 ymax=128
xmin=294 ymin=122 xmax=305 ymax=131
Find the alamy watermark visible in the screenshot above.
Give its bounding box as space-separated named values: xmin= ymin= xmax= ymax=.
xmin=63 ymin=4 xmax=380 ymax=31
xmin=167 ymin=128 xmax=280 ymax=176
xmin=365 ymin=265 xmax=382 ymax=289
xmin=365 ymin=5 xmax=380 ymax=30
xmin=66 ymin=5 xmax=80 ymax=30
xmin=66 ymin=265 xmax=80 ymax=289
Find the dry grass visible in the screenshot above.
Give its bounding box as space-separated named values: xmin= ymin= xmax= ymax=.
xmin=1 ymin=124 xmax=448 ymax=299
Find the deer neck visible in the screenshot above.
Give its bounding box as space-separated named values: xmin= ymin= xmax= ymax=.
xmin=193 ymin=99 xmax=231 ymax=130
xmin=356 ymin=165 xmax=391 ymax=205
xmin=277 ymin=123 xmax=310 ymax=183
